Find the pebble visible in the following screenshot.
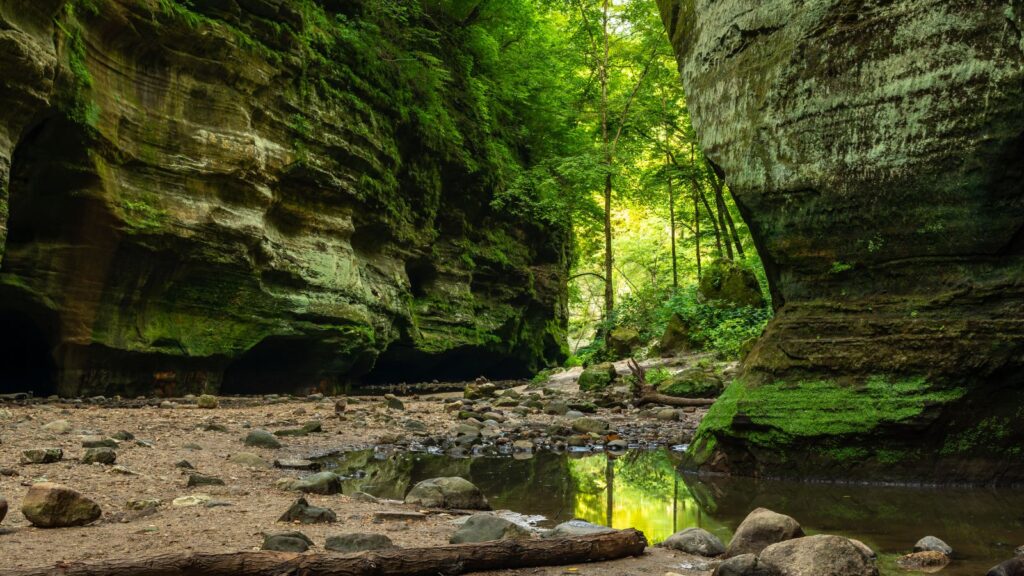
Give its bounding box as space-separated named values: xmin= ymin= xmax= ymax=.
xmin=81 ymin=447 xmax=117 ymax=465
xmin=21 ymin=448 xmax=63 ymax=464
xmin=244 ymin=429 xmax=282 ymax=449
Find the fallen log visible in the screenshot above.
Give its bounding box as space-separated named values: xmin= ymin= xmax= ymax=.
xmin=634 ymin=392 xmax=716 ymax=407
xmin=12 ymin=529 xmax=648 ymax=576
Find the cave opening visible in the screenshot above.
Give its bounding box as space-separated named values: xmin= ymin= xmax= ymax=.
xmin=362 ymin=344 xmax=531 ymax=384
xmin=221 ymin=337 xmax=332 ymax=396
xmin=0 ymin=306 xmax=58 ymax=396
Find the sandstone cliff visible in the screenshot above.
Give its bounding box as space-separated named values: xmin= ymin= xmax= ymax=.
xmin=659 ymin=0 xmax=1024 ymax=482
xmin=0 ymin=0 xmax=569 ymax=397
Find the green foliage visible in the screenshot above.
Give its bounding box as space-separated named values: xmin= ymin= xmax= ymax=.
xmin=645 ymin=367 xmax=671 ymax=386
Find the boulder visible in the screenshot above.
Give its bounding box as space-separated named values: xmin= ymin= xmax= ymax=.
xmin=698 ymin=260 xmax=764 ymax=309
xmin=20 ymin=448 xmax=63 ymax=464
xmin=663 ymin=527 xmax=726 ymax=557
xmin=464 ymin=382 xmax=498 ymax=400
xmin=659 ymin=314 xmax=698 ymax=355
xmin=913 ymin=536 xmax=953 ymax=556
xmin=758 ymin=535 xmax=878 ymax=576
xmin=405 ymin=477 xmax=489 ymax=510
xmin=197 ymin=394 xmax=219 ymax=409
xmin=21 ymin=483 xmax=102 ymax=528
xmin=244 ymin=429 xmax=282 ymax=449
xmin=657 ymin=367 xmax=724 ymax=398
xmin=325 ymin=533 xmax=397 ymax=553
xmin=988 ymin=558 xmax=1024 ymax=576
xmin=384 ymin=394 xmax=405 ymax=410
xmin=278 ymin=497 xmax=336 ymax=524
xmin=81 ymin=447 xmax=117 ymax=465
xmin=450 ymin=513 xmax=532 ymax=544
xmin=543 ymin=520 xmax=614 ymax=538
xmin=896 ymin=551 xmax=950 ymax=573
xmin=725 ymin=508 xmax=804 ymax=558
xmin=262 ymin=531 xmax=312 ymax=552
xmin=713 ymin=553 xmax=767 ymax=576
xmin=608 ymin=327 xmax=642 ymax=358
xmin=578 ymin=363 xmax=617 ymax=392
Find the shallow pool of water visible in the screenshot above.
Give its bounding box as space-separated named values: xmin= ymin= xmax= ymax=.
xmin=319 ymin=448 xmax=1024 ymax=575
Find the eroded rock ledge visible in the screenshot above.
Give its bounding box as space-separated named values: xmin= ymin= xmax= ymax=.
xmin=658 ymin=0 xmax=1024 ymax=482
xmin=0 ymin=0 xmax=569 ymax=397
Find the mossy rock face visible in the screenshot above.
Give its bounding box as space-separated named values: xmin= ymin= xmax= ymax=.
xmin=657 ymin=0 xmax=1024 ymax=481
xmin=578 ymin=362 xmax=617 ymax=392
xmin=659 ymin=314 xmax=699 ymax=356
xmin=698 ymin=260 xmax=764 ymax=309
xmin=0 ymin=0 xmax=569 ymax=397
xmin=608 ymin=327 xmax=642 ymax=358
xmin=657 ymin=368 xmax=724 ymax=399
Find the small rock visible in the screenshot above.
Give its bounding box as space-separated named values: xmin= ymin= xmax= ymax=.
xmin=42 ymin=420 xmax=73 ymax=434
xmin=262 ymin=531 xmax=311 ymax=552
xmin=384 ymin=394 xmax=405 ymax=410
xmin=712 ymin=553 xmax=761 ymax=576
xmin=81 ymin=447 xmax=117 ymax=465
xmin=543 ymin=401 xmax=569 ymax=416
xmin=544 ymin=520 xmax=615 ymax=538
xmin=175 ymin=460 xmax=195 ymax=469
xmin=21 ymin=482 xmax=102 ymax=528
xmin=278 ymin=497 xmax=336 ymax=524
xmin=663 ymin=527 xmax=726 ymax=557
xmin=656 ymin=408 xmax=679 ymax=421
xmin=20 ymin=448 xmax=63 ymax=465
xmin=325 ymin=533 xmax=397 ymax=553
xmin=512 ymin=439 xmax=533 ymax=451
xmin=571 ymin=417 xmax=609 ymax=435
xmin=228 ymin=452 xmax=270 ymax=468
xmin=187 ymin=473 xmax=225 ymax=487
xmin=197 ymin=394 xmax=219 ymax=409
xmin=274 ymin=459 xmax=319 ymax=471
xmin=81 ymin=436 xmax=118 ymax=448
xmin=285 ymin=471 xmax=343 ymax=495
xmin=126 ymin=499 xmax=161 ymax=511
xmin=244 ymin=429 xmax=282 ymax=449
xmin=725 ymin=507 xmax=804 ymax=557
xmin=914 ymin=535 xmax=953 ymax=556
xmin=897 ymin=550 xmax=951 ymax=572
xmin=450 ymin=513 xmax=532 ymax=544
xmin=607 ymin=439 xmax=628 ymax=451
xmin=112 ymin=430 xmax=135 ymax=441
xmin=172 ymin=494 xmax=211 ymax=508
xmin=405 ymin=477 xmax=489 ymax=510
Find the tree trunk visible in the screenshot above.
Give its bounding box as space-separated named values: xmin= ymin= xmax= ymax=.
xmin=692 ymin=179 xmax=723 ymax=258
xmin=635 ymin=390 xmax=717 ymax=408
xmin=708 ymin=167 xmax=745 ymax=260
xmin=600 ymin=0 xmax=614 ymax=321
xmin=668 ymin=165 xmax=678 ymax=289
xmin=11 ymin=531 xmax=650 ymax=576
xmin=694 ymin=191 xmax=701 ymax=279
xmin=714 ymin=184 xmax=734 ymax=261
xmin=604 ymin=172 xmax=614 ymax=319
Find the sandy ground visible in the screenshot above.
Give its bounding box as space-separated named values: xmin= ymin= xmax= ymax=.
xmin=0 ymin=390 xmax=712 ymax=574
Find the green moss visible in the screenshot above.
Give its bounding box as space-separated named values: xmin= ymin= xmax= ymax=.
xmin=657 ymin=374 xmax=723 ymax=398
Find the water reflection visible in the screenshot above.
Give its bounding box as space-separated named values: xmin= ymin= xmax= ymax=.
xmin=319 ymin=448 xmax=1024 ymax=575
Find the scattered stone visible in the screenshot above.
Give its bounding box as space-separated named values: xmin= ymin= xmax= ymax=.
xmin=712 ymin=553 xmax=762 ymax=576
xmin=274 ymin=420 xmax=323 ymax=437
xmin=571 ymin=417 xmax=609 ymax=435
xmin=81 ymin=447 xmax=117 ymax=465
xmin=914 ymin=536 xmax=953 ymax=556
xmin=110 ymin=465 xmax=137 ymax=475
xmin=111 ymin=430 xmax=135 ymax=441
xmin=175 ymin=460 xmax=195 ymax=469
xmin=656 ymin=408 xmax=679 ymax=421
xmin=262 ymin=531 xmax=311 ymax=552
xmin=284 ymin=472 xmax=343 ymax=495
xmin=172 ymin=494 xmax=211 ymax=508
xmin=758 ymin=535 xmax=877 ymax=576
xmin=543 ymin=401 xmax=569 ymax=416
xmin=187 ymin=473 xmax=225 ymax=487
xmin=450 ymin=513 xmax=532 ymax=544
xmin=384 ymin=394 xmax=405 ymax=410
xmin=21 ymin=448 xmax=63 ymax=465
xmin=21 ymin=483 xmax=102 ymax=528
xmin=81 ymin=436 xmax=118 ymax=449
xmin=279 ymin=497 xmax=336 ymax=524
xmin=274 ymin=459 xmax=319 ymax=471
xmin=544 ymin=520 xmax=615 ymax=538
xmin=126 ymin=499 xmax=161 ymax=511
xmin=228 ymin=452 xmax=270 ymax=468
xmin=725 ymin=507 xmax=804 ymax=557
xmin=405 ymin=477 xmax=489 ymax=510
xmin=464 ymin=382 xmax=498 ymax=400
xmin=897 ymin=550 xmax=951 ymax=572
xmin=42 ymin=420 xmax=72 ymax=434
xmin=988 ymin=557 xmax=1024 ymax=576
xmin=244 ymin=429 xmax=282 ymax=449
xmin=512 ymin=439 xmax=534 ymax=451
xmin=663 ymin=527 xmax=726 ymax=557
xmin=325 ymin=533 xmax=397 ymax=553
xmin=197 ymin=394 xmax=219 ymax=409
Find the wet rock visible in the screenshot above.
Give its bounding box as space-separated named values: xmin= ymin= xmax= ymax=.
xmin=279 ymin=497 xmax=336 ymax=524
xmin=897 ymin=551 xmax=950 ymax=573
xmin=229 ymin=452 xmax=270 ymax=468
xmin=187 ymin=473 xmax=225 ymax=487
xmin=244 ymin=429 xmax=282 ymax=449
xmin=544 ymin=520 xmax=614 ymax=538
xmin=325 ymin=533 xmax=397 ymax=553
xmin=197 ymin=394 xmax=219 ymax=409
xmin=20 ymin=448 xmax=63 ymax=464
xmin=262 ymin=531 xmax=312 ymax=552
xmin=988 ymin=557 xmax=1024 ymax=576
xmin=913 ymin=536 xmax=953 ymax=556
xmin=451 ymin=513 xmax=532 ymax=544
xmin=384 ymin=394 xmax=405 ymax=410
xmin=82 ymin=436 xmax=119 ymax=448
xmin=663 ymin=527 xmax=726 ymax=557
xmin=274 ymin=459 xmax=319 ymax=471
xmin=287 ymin=472 xmax=343 ymax=495
xmin=571 ymin=417 xmax=609 ymax=434
xmin=725 ymin=508 xmax=804 ymax=558
xmin=607 ymin=439 xmax=628 ymax=451
xmin=42 ymin=420 xmax=72 ymax=434
xmin=21 ymin=483 xmax=102 ymax=528
xmin=578 ymin=363 xmax=617 ymax=392
xmin=81 ymin=447 xmax=117 ymax=465
xmin=758 ymin=535 xmax=877 ymax=576
xmin=713 ymin=553 xmax=767 ymax=576
xmin=405 ymin=477 xmax=489 ymax=510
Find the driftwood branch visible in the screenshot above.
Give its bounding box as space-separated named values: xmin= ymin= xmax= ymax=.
xmin=13 ymin=530 xmax=648 ymax=576
xmin=628 ymin=358 xmax=716 ymax=408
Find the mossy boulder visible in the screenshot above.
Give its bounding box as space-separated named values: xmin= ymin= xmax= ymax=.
xmin=658 ymin=314 xmax=698 ymax=356
xmin=578 ymin=362 xmax=617 ymax=392
xmin=657 ymin=368 xmax=724 ymax=399
xmin=698 ymin=260 xmax=764 ymax=309
xmin=607 ymin=327 xmax=642 ymax=358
